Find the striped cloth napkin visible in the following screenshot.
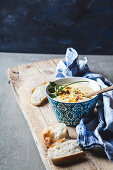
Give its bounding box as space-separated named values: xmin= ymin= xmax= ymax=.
xmin=55 ymin=48 xmax=113 ymax=160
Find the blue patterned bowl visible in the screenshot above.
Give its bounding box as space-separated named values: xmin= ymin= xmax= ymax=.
xmin=46 ymin=77 xmax=100 ymax=127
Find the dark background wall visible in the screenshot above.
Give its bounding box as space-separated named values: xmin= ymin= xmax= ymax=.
xmin=0 ymin=0 xmax=113 ymax=54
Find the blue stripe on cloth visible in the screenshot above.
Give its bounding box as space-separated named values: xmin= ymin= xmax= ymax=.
xmin=55 ymin=47 xmax=113 ymax=161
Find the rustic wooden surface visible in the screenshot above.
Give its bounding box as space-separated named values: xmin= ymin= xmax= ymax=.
xmin=8 ymin=58 xmax=113 ymax=170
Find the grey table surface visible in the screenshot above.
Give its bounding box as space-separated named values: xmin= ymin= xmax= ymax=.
xmin=0 ymin=53 xmax=113 ymax=170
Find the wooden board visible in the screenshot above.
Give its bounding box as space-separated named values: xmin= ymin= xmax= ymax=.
xmin=8 ymin=59 xmax=113 ymax=170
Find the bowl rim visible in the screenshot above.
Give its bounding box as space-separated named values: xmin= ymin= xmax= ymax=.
xmin=46 ymin=77 xmax=100 ymax=104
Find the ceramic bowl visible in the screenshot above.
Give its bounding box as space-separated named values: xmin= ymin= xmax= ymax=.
xmin=46 ymin=77 xmax=100 ymax=127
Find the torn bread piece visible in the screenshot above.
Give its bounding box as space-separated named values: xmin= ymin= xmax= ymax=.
xmin=48 ymin=139 xmax=83 ymax=165
xmin=42 ymin=123 xmax=70 ymax=148
xmin=30 ymin=82 xmax=48 ymax=106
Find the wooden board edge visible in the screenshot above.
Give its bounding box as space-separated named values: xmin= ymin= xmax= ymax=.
xmin=7 ymin=58 xmax=61 ymax=71
xmin=7 ymin=71 xmax=53 ymax=170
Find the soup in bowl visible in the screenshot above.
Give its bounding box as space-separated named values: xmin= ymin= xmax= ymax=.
xmin=54 ymin=83 xmax=95 ymax=103
xmin=46 ymin=77 xmax=100 ymax=127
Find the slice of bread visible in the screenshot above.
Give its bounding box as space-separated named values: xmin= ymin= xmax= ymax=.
xmin=48 ymin=139 xmax=83 ymax=165
xmin=42 ymin=123 xmax=69 ymax=148
xmin=49 ymin=138 xmax=66 ymax=149
xmin=30 ymin=82 xmax=48 ymax=106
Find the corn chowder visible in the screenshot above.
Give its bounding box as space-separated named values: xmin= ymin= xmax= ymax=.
xmin=55 ymin=83 xmax=95 ymax=103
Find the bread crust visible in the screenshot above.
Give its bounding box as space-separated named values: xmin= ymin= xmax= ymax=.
xmin=43 ymin=137 xmax=57 ymax=148
xmin=51 ymin=151 xmax=83 ymax=165
xmin=30 ymin=82 xmax=47 ymax=106
xmin=49 ymin=138 xmax=66 ymax=148
xmin=30 ymin=96 xmax=47 ymax=106
xmin=42 ymin=123 xmax=69 ymax=148
xmin=48 ymin=139 xmax=84 ymax=165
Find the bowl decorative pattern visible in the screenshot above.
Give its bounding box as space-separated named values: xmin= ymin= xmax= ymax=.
xmin=47 ymin=95 xmax=99 ymax=127
xmin=46 ymin=77 xmax=100 ymax=127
